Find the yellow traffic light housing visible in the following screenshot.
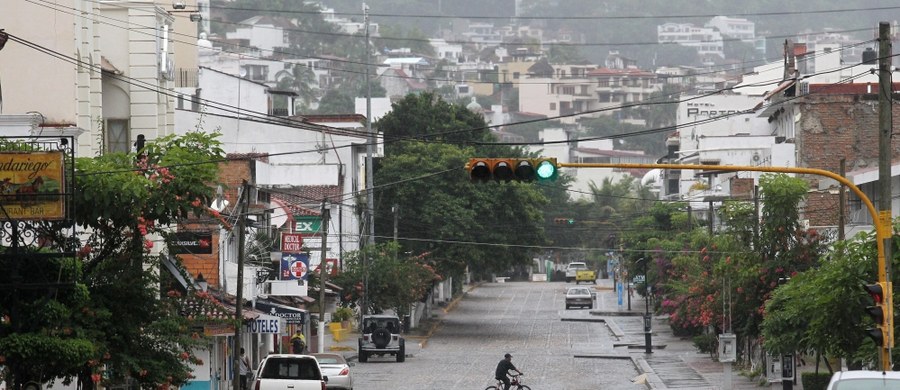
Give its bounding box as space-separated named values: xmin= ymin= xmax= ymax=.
xmin=864 ymin=282 xmax=889 ymax=347
xmin=467 ymin=158 xmax=491 ymax=182
xmin=467 ymin=157 xmax=560 ymax=183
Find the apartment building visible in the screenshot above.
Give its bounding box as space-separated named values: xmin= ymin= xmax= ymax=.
xmin=0 ymin=0 xmax=177 ymax=156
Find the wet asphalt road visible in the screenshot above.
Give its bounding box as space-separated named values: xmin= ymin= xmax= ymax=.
xmin=350 ymin=281 xmax=644 ymax=390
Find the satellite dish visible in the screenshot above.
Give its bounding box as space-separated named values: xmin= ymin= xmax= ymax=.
xmin=239 ymin=67 xmax=248 ymax=78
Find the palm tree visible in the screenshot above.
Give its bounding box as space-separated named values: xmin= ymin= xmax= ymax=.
xmin=276 ymin=64 xmax=317 ymax=111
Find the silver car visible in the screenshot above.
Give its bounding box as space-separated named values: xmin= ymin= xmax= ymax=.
xmin=311 ymin=353 xmax=353 ymax=390
xmin=565 ymin=286 xmax=595 ymax=309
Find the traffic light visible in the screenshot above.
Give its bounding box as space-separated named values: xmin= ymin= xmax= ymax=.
xmin=467 ymin=158 xmax=559 ymax=182
xmin=863 ymin=282 xmax=888 ymax=346
xmin=533 ymin=157 xmax=559 ymax=181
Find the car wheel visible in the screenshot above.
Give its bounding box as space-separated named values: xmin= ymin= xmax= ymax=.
xmin=358 ymin=339 xmax=368 ymax=363
xmin=397 ymin=339 xmax=406 ymax=362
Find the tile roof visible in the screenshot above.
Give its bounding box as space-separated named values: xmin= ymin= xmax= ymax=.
xmin=268 ymin=185 xmax=344 ymax=217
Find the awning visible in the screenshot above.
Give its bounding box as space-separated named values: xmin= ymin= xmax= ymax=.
xmin=752 ymin=73 xmax=798 ymax=113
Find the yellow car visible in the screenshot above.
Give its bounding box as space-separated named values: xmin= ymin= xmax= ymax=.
xmin=575 ymin=269 xmax=597 ymax=284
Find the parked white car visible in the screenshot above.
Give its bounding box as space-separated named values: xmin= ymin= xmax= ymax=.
xmin=254 ymin=354 xmax=327 ymax=390
xmin=827 ymin=370 xmax=900 ymax=389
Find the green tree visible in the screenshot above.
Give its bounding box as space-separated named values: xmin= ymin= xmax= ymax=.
xmin=0 ymin=133 xmax=225 ymax=390
xmin=331 ymin=242 xmax=440 ymax=315
xmin=373 ymin=93 xmax=553 ymax=279
xmin=276 ymin=64 xmax=317 ymax=110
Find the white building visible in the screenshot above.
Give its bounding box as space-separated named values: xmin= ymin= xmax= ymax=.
xmin=705 ymin=16 xmax=755 ymax=41
xmin=657 ymin=23 xmax=724 ymax=60
xmin=224 ymin=15 xmax=291 ymax=55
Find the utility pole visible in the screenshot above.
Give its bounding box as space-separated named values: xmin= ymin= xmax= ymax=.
xmin=839 ymin=159 xmax=845 ymax=242
xmin=318 ymin=199 xmax=330 ymax=353
xmin=362 ymin=2 xmax=374 ymax=317
xmin=233 ymin=181 xmax=249 ymax=390
xmin=877 ymin=21 xmax=894 ymax=368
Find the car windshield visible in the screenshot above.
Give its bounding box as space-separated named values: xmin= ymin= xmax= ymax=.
xmin=569 ymin=264 xmax=586 ymax=269
xmin=569 ymin=288 xmax=591 ymax=295
xmin=832 ymin=378 xmax=900 ymax=389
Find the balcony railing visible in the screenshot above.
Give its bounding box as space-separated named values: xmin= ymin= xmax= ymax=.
xmin=175 ymin=68 xmax=199 ymax=88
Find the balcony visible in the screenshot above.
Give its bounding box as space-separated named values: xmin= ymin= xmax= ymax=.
xmin=175 ymin=68 xmax=199 ymax=88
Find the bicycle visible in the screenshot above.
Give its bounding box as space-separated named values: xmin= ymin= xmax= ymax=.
xmin=485 ymin=373 xmax=531 ymax=390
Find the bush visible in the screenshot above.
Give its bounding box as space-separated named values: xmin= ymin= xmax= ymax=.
xmin=692 ymin=333 xmax=717 ymax=354
xmin=801 ymin=372 xmax=832 ymax=390
xmin=333 ymin=306 xmax=353 ymax=322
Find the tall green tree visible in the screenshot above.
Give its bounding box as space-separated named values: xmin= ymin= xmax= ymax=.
xmin=373 ymin=93 xmax=553 ymax=278
xmin=276 ymin=64 xmax=317 ymax=110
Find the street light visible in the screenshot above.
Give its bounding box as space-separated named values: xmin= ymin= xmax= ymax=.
xmin=637 ymin=257 xmax=652 ymax=354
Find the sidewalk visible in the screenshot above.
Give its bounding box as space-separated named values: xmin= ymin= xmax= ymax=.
xmin=587 ymin=277 xmax=819 ymax=389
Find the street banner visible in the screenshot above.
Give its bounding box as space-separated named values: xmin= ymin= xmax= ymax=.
xmin=281 ymin=252 xmax=310 ymax=281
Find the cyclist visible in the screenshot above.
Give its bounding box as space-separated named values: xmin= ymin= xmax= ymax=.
xmin=494 ymin=353 xmax=523 ymax=390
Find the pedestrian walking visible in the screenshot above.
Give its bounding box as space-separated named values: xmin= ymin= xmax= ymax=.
xmin=239 ymin=348 xmax=251 ymax=390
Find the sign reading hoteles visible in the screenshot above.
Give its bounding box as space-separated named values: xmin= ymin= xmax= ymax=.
xmin=0 ymin=151 xmax=66 ymax=220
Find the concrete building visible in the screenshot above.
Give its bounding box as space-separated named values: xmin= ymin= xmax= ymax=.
xmin=0 ymin=0 xmax=178 ymax=156
xmin=705 ymin=16 xmax=755 ymax=41
xmin=224 ymin=15 xmax=291 ymax=55
xmin=657 ymin=23 xmax=725 ymax=61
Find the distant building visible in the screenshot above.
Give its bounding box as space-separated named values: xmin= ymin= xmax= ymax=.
xmin=705 ymin=16 xmax=755 ymax=41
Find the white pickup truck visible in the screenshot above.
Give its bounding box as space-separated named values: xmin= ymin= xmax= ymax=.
xmin=254 ymin=354 xmax=327 ymax=390
xmin=565 ymin=262 xmax=588 ymax=283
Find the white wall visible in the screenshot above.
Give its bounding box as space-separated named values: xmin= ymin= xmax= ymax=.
xmin=198 ymin=68 xmax=269 ymax=117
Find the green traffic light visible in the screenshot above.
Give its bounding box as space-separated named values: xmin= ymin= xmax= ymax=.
xmin=535 ymin=160 xmax=557 ymax=180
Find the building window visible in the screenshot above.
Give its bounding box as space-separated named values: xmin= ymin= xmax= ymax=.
xmin=513 ymin=72 xmax=520 ymax=79
xmin=549 ymin=102 xmax=557 ymax=110
xmin=106 ymin=119 xmax=130 ymax=154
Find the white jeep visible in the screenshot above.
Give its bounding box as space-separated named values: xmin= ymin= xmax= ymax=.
xmin=358 ymin=314 xmax=405 ymax=363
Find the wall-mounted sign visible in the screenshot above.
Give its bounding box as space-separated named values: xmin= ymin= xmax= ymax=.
xmin=245 ymin=314 xmax=281 ymax=334
xmin=169 ymin=232 xmax=213 ymax=254
xmin=0 ymin=151 xmax=66 ymax=220
xmin=293 ymin=216 xmax=322 ymax=235
xmin=281 ymin=252 xmax=309 ymax=281
xmin=281 ymin=232 xmax=304 ymax=252
xmin=254 ymin=301 xmax=307 ymax=324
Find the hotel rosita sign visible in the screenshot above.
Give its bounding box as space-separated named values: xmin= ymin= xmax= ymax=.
xmin=0 ymin=152 xmax=66 ymax=220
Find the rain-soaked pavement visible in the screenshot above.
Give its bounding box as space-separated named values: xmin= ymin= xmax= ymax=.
xmin=349 ymin=280 xmax=644 ymax=390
